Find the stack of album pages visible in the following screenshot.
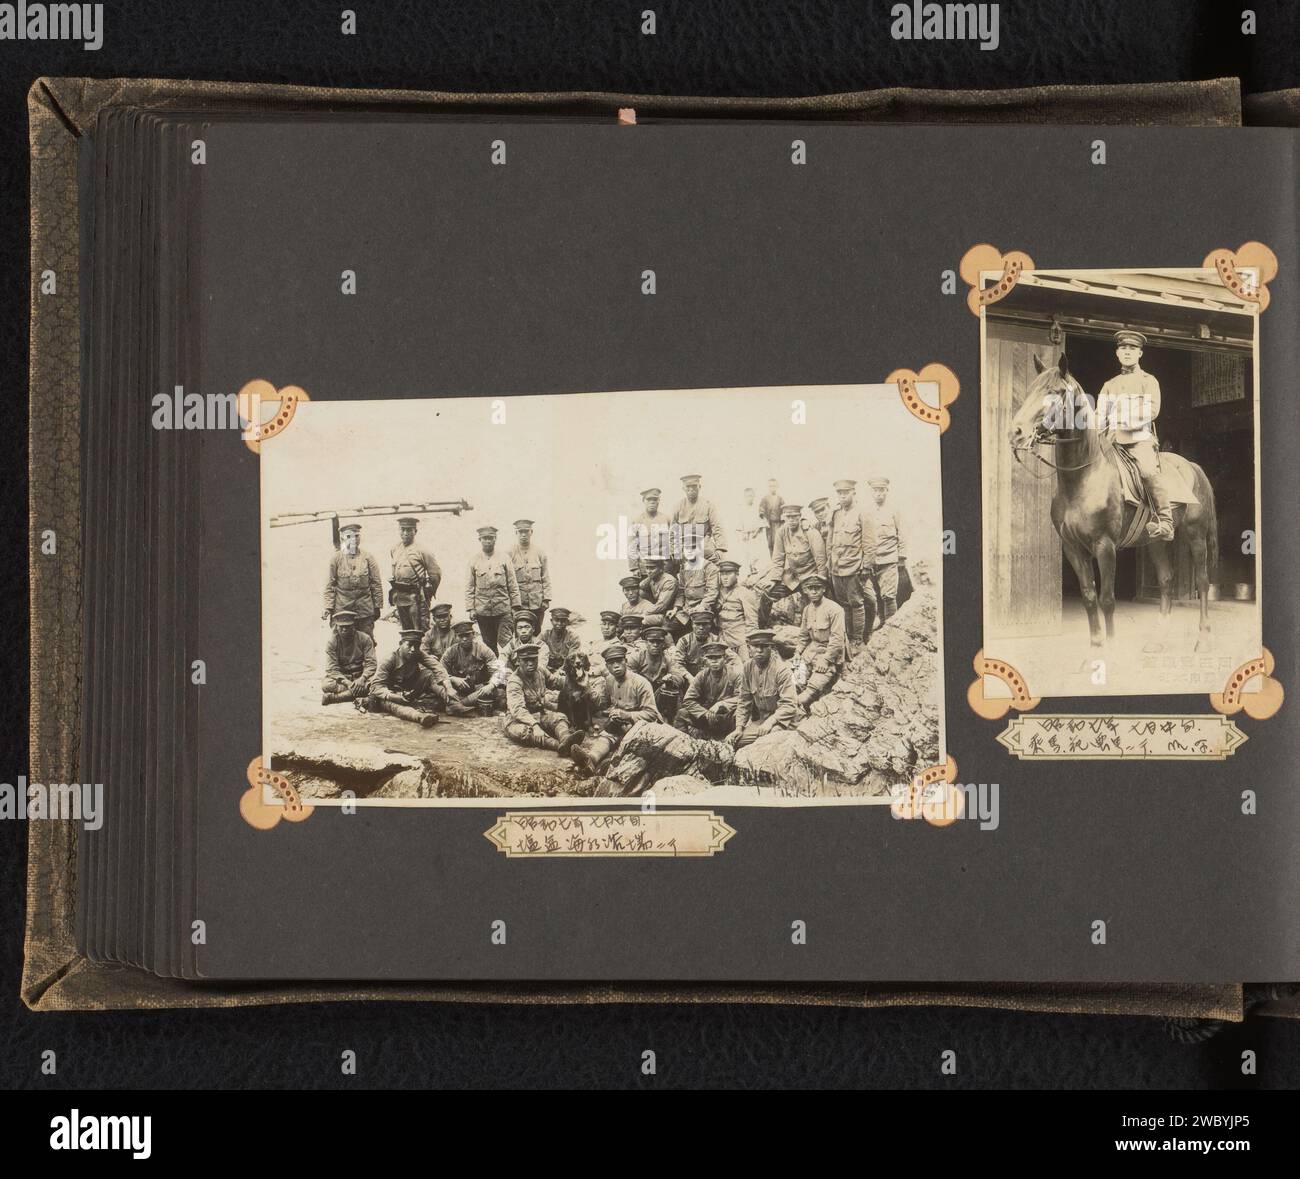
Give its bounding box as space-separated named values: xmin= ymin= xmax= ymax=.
xmin=74 ymin=106 xmax=1300 ymax=984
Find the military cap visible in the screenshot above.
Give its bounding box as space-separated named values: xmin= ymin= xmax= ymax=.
xmin=701 ymin=640 xmax=728 ymax=654
xmin=643 ymin=625 xmax=669 ymax=640
xmin=399 ymin=628 xmax=424 ymax=641
xmin=451 ymin=619 xmax=474 ymax=634
xmin=476 ymin=525 xmax=499 ymax=537
xmin=809 ymin=497 xmax=830 ymax=511
xmin=765 ymin=582 xmax=790 ymax=599
xmin=619 ymin=574 xmax=642 ymax=589
xmin=644 ymin=554 xmax=666 ymax=565
xmin=602 ymin=643 xmax=628 ymax=660
xmin=516 ymin=643 xmax=541 ymax=658
xmin=867 ymin=477 xmax=890 ymax=490
xmin=332 ymin=610 xmax=357 ymax=623
xmin=832 ymin=479 xmax=856 ymax=492
xmin=549 ymin=607 xmax=572 ymax=620
xmin=640 ymin=487 xmax=662 ymax=498
xmin=680 ymin=474 xmax=702 ymax=483
xmin=717 ymin=559 xmax=741 ymax=573
xmin=396 ymin=516 xmax=418 ymax=527
xmin=690 ymin=609 xmax=715 ymax=623
xmin=747 ymin=629 xmax=776 ymax=646
xmin=513 ymin=518 xmax=534 ymax=528
xmin=513 ymin=608 xmax=537 ymax=622
xmin=781 ymin=503 xmax=803 ymax=515
xmin=430 ymin=602 xmax=452 ymax=615
xmin=1114 ymin=329 xmax=1147 ymax=348
xmin=339 ymin=522 xmax=362 ymax=535
xmin=800 ymin=574 xmax=827 ymax=589
xmin=619 ymin=613 xmax=644 ymax=628
xmin=599 ymin=609 xmax=622 ymax=623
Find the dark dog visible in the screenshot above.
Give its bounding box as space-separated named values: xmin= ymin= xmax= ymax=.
xmin=557 ymin=653 xmax=599 ymax=733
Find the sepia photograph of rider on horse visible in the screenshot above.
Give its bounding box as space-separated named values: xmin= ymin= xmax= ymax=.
xmin=981 ymin=269 xmax=1261 ymax=697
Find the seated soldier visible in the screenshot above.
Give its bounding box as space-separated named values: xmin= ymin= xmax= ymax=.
xmin=498 ymin=609 xmax=552 ymax=673
xmin=794 ymin=573 xmax=847 ymax=710
xmin=570 ymin=643 xmax=662 ymax=776
xmin=727 ymin=629 xmax=800 ymax=749
xmin=629 ymin=624 xmax=690 ymax=722
xmin=638 ymin=557 xmax=681 ymax=622
xmin=618 ymin=574 xmax=655 ymax=618
xmin=421 ymin=601 xmax=456 ymax=661
xmin=320 ymin=609 xmax=377 ymax=705
xmin=618 ymin=613 xmax=650 ymax=660
xmin=715 ymin=559 xmax=760 ymax=662
xmin=502 ymin=643 xmax=576 ymax=755
xmin=539 ymin=606 xmax=582 ymax=671
xmin=674 ymin=532 xmax=720 ymax=636
xmin=367 ymin=628 xmax=454 ymax=727
xmin=674 ymin=609 xmax=729 ymax=676
xmin=586 ymin=610 xmax=622 ymax=677
xmin=675 ymin=640 xmax=742 ymax=739
xmin=440 ymin=619 xmax=500 ymax=715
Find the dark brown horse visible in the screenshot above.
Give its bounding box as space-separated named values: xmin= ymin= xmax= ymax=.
xmin=1007 ymin=353 xmax=1218 ymax=650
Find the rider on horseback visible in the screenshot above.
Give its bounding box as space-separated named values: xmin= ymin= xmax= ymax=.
xmin=1096 ymin=329 xmax=1174 ymax=542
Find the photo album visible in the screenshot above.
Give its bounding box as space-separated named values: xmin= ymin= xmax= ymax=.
xmin=52 ymin=101 xmax=1300 ymax=986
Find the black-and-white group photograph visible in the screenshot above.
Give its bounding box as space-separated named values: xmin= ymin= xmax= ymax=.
xmin=261 ymin=384 xmax=945 ymax=805
xmin=981 ymin=268 xmax=1262 ymax=697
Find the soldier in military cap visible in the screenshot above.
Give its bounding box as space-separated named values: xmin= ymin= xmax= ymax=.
xmin=1096 ymin=329 xmax=1173 ymax=541
xmin=715 ymin=558 xmax=760 ymax=660
xmin=323 ymin=522 xmax=384 ymax=639
xmin=868 ymin=477 xmax=905 ymax=625
xmin=421 ymin=601 xmax=455 ymax=661
xmin=502 ymin=643 xmax=576 ymax=754
xmin=675 ymin=640 xmax=742 ymax=739
xmin=727 ymin=630 xmax=800 ymax=749
xmin=826 ymin=478 xmax=877 ymax=645
xmin=675 ymin=609 xmax=724 ymax=677
xmin=587 ymin=610 xmax=623 ymax=676
xmin=320 ymin=610 xmax=377 ymax=705
xmin=618 ymin=573 xmax=655 ymax=617
xmin=508 ymin=518 xmax=551 ymax=633
xmin=757 ymin=579 xmax=801 ymax=630
xmin=499 ymin=609 xmax=552 ymax=672
xmin=671 ymin=474 xmax=727 ymax=565
xmin=629 ymin=486 xmax=673 ymax=574
xmin=389 ymin=516 xmax=442 ymax=633
xmin=441 ymin=619 xmax=501 ymax=715
xmin=674 ymin=530 xmax=720 ymax=634
xmin=540 ymin=606 xmax=582 ymax=670
xmin=770 ymin=503 xmax=827 ymax=592
xmin=794 ymin=573 xmax=847 ymax=709
xmin=618 ymin=613 xmax=650 ymax=659
xmin=809 ymin=496 xmax=833 ymax=549
xmin=629 ymin=624 xmax=690 ymax=722
xmin=568 ymin=643 xmax=663 ymax=778
xmin=465 ymin=525 xmax=521 ymax=655
xmin=639 ymin=556 xmax=682 ymax=621
xmin=367 ymin=628 xmax=454 ymax=727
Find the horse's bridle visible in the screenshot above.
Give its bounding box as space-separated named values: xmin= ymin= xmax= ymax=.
xmin=1011 ymin=389 xmax=1102 ymax=477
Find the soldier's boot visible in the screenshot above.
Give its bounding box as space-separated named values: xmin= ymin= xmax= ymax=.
xmin=557 ymin=729 xmax=581 ymax=757
xmin=321 ymin=691 xmax=354 ymax=706
xmin=571 ymin=733 xmax=618 ymax=776
xmin=381 ymin=700 xmax=438 ymax=727
xmin=1143 ymin=471 xmax=1175 ymax=541
xmin=532 ymin=733 xmax=562 ymax=752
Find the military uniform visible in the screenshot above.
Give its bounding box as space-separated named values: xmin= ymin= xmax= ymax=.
xmin=759 ymin=491 xmax=785 ymax=554
xmin=731 ymin=638 xmax=800 ymax=748
xmin=508 ymin=538 xmax=551 ymax=630
xmin=421 ymin=618 xmax=456 ymax=662
xmin=827 ymin=483 xmax=877 ymax=643
xmin=672 ymin=476 xmax=727 ymax=563
xmin=321 ymin=623 xmax=377 ymax=702
xmin=796 ymin=582 xmax=847 ymax=707
xmin=629 ymin=495 xmax=674 ymax=573
xmin=868 ymin=478 xmax=905 ymax=624
xmin=677 ymin=559 xmax=720 ymax=623
xmin=716 ymin=573 xmax=760 ymax=661
xmin=389 ymin=530 xmax=442 ymax=633
xmin=771 ymin=518 xmax=828 ymax=592
xmin=602 ymin=667 xmax=663 ymax=724
xmin=466 ymin=532 xmax=522 ymax=654
xmin=675 ymin=654 xmax=741 ymax=738
xmin=539 ymin=624 xmax=581 ymax=668
xmin=639 ymin=567 xmax=682 ymax=619
xmin=368 ymin=641 xmax=453 ymax=722
xmin=500 ymin=632 xmax=552 ymax=674
xmin=503 ymin=656 xmax=573 ymax=751
xmin=323 ymin=546 xmax=384 ymax=638
xmin=441 ymin=628 xmax=499 ymax=711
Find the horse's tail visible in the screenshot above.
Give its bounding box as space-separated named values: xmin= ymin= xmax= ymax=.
xmin=1193 ymin=460 xmax=1219 ymax=581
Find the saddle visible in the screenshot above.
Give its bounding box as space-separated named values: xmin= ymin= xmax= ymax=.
xmin=1109 ymin=442 xmax=1199 ymax=549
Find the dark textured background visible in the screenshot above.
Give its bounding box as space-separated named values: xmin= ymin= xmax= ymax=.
xmin=5 ymin=0 xmax=1300 ymax=1088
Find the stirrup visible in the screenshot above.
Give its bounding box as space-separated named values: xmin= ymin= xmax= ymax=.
xmin=1145 ymin=517 xmax=1174 ymax=540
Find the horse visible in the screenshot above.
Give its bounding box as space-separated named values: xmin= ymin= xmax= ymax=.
xmin=1006 ymin=352 xmax=1218 ymax=651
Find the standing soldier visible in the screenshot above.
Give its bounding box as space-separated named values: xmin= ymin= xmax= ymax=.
xmin=809 ymin=497 xmax=832 ymax=548
xmin=672 ymin=474 xmax=727 ymax=565
xmin=794 ymin=574 xmax=847 ymax=710
xmin=759 ymin=478 xmax=785 ymax=555
xmin=320 ymin=610 xmax=377 ymax=705
xmin=770 ymin=504 xmax=827 ymax=592
xmin=673 ymin=532 xmax=720 ymax=635
xmin=1096 ymin=329 xmax=1173 ymax=540
xmin=508 ymin=518 xmax=552 ymax=633
xmin=675 ymin=641 xmax=742 ymax=739
xmin=367 ymin=629 xmax=454 ymax=727
xmin=465 ymin=525 xmax=521 ymax=654
xmin=502 ymin=644 xmax=575 ymax=755
xmin=726 ymin=630 xmax=800 ymax=749
xmin=389 ymin=516 xmax=442 ymax=633
xmin=868 ymin=477 xmax=906 ymax=626
xmin=421 ymin=602 xmax=455 ymax=661
xmin=323 ymin=522 xmax=384 ymax=639
xmin=715 ymin=559 xmax=760 ymax=661
xmin=629 ymin=487 xmax=673 ymax=574
xmin=826 ymin=478 xmax=877 ymax=645
xmin=540 ymin=606 xmax=582 ymax=670
xmin=441 ymin=619 xmax=501 ymax=715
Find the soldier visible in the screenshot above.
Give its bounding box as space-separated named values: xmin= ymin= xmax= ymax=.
xmin=618 ymin=573 xmax=655 ymax=617
xmin=389 ymin=516 xmax=442 ymax=633
xmin=867 ymin=477 xmax=906 ymax=626
xmin=671 ymin=474 xmax=727 ymax=565
xmin=770 ymin=503 xmax=827 ymax=592
xmin=1096 ymin=329 xmax=1173 ymax=541
xmin=675 ymin=640 xmax=742 ymax=739
xmin=322 ymin=522 xmax=384 ymax=639
xmin=502 ymin=643 xmax=576 ymax=755
xmin=320 ymin=610 xmax=377 ymax=705
xmin=367 ymin=629 xmax=454 ymax=727
xmin=465 ymin=525 xmax=521 ymax=655
xmin=675 ymin=609 xmax=723 ymax=676
xmin=629 ymin=624 xmax=690 ymax=722
xmin=826 ymin=478 xmax=877 ymax=645
xmin=568 ymin=643 xmax=662 ymax=776
xmin=629 ymin=486 xmax=674 ymax=574
xmin=675 ymin=532 xmax=720 ymax=633
xmin=759 ymin=478 xmax=785 ymax=554
xmin=809 ymin=496 xmax=832 ymax=548
xmin=421 ymin=601 xmax=455 ymax=661
xmin=794 ymin=574 xmax=847 ymax=709
xmin=508 ymin=518 xmax=551 ymax=632
xmin=726 ymin=630 xmax=800 ymax=749
xmin=639 ymin=556 xmax=681 ymax=621
xmin=758 ymin=580 xmax=801 ymax=630
xmin=716 ymin=559 xmax=760 ymax=661
xmin=440 ymin=620 xmax=499 ymax=715
xmin=499 ymin=610 xmax=552 ymax=672
xmin=539 ymin=606 xmax=582 ymax=670
xmin=587 ymin=610 xmax=623 ymax=677
xmin=618 ymin=613 xmax=649 ymax=659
